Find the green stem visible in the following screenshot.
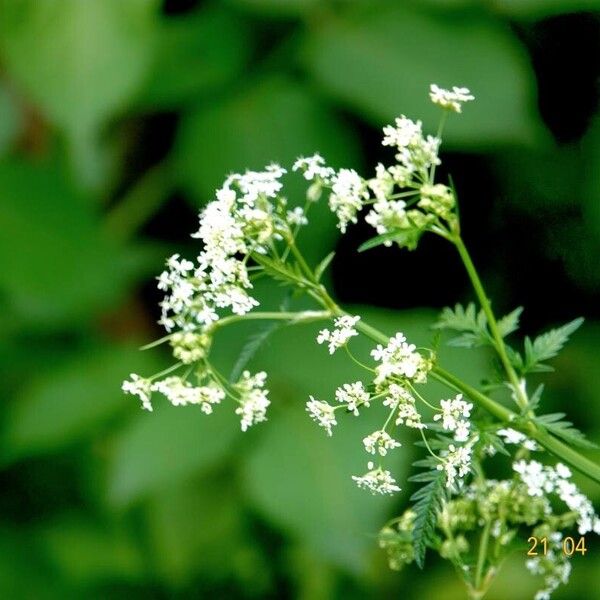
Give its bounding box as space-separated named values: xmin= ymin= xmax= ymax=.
xmin=474 ymin=519 xmax=491 ymax=593
xmin=453 ymin=236 xmax=528 ymax=410
xmin=214 ymin=310 xmax=331 ymax=329
xmin=276 ymin=248 xmax=600 ymax=486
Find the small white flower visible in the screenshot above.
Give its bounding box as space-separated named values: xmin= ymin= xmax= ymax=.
xmin=335 ymin=381 xmax=370 ymax=415
xmin=433 ymin=394 xmax=473 ymax=442
xmin=286 ymin=206 xmax=308 ymax=226
xmin=316 ymin=315 xmax=360 ymax=354
xmin=292 ymin=153 xmax=334 ymax=182
xmin=234 ymin=370 xmax=270 ymax=432
xmin=306 ymin=395 xmax=337 ymax=436
xmin=497 ymin=427 xmax=538 ymax=451
xmin=438 ymin=443 xmax=472 ymax=489
xmin=122 ymin=373 xmax=153 ymax=412
xmin=328 ymin=169 xmax=369 ymax=232
xmin=151 ymin=376 xmax=225 ymax=414
xmin=352 ymin=461 xmax=401 ymax=495
xmin=429 ymin=84 xmax=474 ymax=113
xmin=370 ymin=332 xmax=431 ymax=385
xmin=363 ymin=430 xmax=401 ymax=456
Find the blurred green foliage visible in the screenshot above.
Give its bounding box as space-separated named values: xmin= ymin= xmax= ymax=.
xmin=1 ymin=1 xmax=599 ymax=598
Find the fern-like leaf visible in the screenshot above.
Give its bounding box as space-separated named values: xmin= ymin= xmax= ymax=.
xmin=409 ymin=465 xmax=446 ymax=568
xmin=535 ymin=413 xmax=598 ymax=450
xmin=497 ymin=307 xmax=523 ymax=338
xmin=523 ymin=317 xmax=583 ymax=372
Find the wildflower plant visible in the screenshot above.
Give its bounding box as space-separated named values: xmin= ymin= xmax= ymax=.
xmin=123 ymin=85 xmax=600 ymax=599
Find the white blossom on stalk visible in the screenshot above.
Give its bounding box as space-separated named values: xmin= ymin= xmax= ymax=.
xmin=370 ymin=332 xmax=431 ymax=384
xmin=335 ymin=381 xmax=370 ymax=415
xmin=429 ymin=84 xmax=474 ymax=113
xmin=383 ymin=384 xmax=426 ymax=430
xmin=151 ymin=377 xmax=225 ymax=414
xmin=328 ymin=169 xmax=369 ymax=232
xmin=497 ymin=427 xmax=538 ymax=451
xmin=513 ymin=460 xmax=600 ymax=535
xmin=122 ymin=374 xmax=153 ymax=412
xmin=292 ymin=153 xmax=334 ymax=182
xmin=352 ymin=461 xmax=401 ymax=495
xmin=438 ymin=444 xmax=472 ymax=489
xmin=306 ymin=396 xmax=337 ymax=436
xmin=433 ymin=394 xmax=473 ymax=442
xmin=363 ymin=430 xmax=401 ymax=456
xmin=234 ymin=370 xmax=270 ymax=432
xmin=317 ymin=315 xmax=360 ymax=354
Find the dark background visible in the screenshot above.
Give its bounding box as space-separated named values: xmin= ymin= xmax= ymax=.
xmin=0 ymin=1 xmax=599 ymax=598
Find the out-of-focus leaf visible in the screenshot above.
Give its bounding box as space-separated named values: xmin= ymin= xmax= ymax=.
xmin=0 ymin=526 xmax=72 ymax=599
xmin=244 ymin=404 xmax=403 ymax=573
xmin=0 ymin=0 xmax=155 ymax=135
xmin=583 ymin=117 xmax=600 ymax=241
xmin=107 ymin=401 xmax=239 ymax=507
xmin=176 ymin=76 xmax=362 ymax=261
xmin=493 ymin=0 xmax=600 ymax=19
xmin=227 ymin=0 xmax=319 ymax=17
xmin=2 ymin=344 xmax=162 ymax=463
xmin=38 ymin=515 xmax=144 ymax=583
xmin=303 ymin=7 xmax=541 ymax=147
xmin=0 ymin=160 xmax=126 ymax=325
xmin=137 ymin=6 xmax=252 ymax=108
xmin=145 ymin=479 xmax=270 ymax=591
xmin=0 ymin=84 xmax=21 ymax=156
xmin=0 ymin=0 xmax=157 ymax=187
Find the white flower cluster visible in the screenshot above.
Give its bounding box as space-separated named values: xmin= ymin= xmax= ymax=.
xmin=306 ymin=395 xmax=337 ymax=436
xmin=433 ymin=394 xmax=473 ymax=442
xmin=363 ymin=430 xmax=401 ymax=456
xmin=513 ymin=460 xmax=600 ymax=535
xmin=371 ymin=332 xmax=431 ymax=384
xmin=438 ymin=443 xmax=473 ymax=490
xmin=328 ymin=168 xmax=370 ymax=233
xmin=316 ymin=314 xmax=360 ymax=354
xmin=292 ymin=153 xmax=334 ymax=182
xmin=526 ymin=532 xmax=572 ymax=600
xmin=497 ymin=427 xmax=538 ymax=451
xmin=335 ymin=381 xmax=370 ymax=415
xmin=157 ymin=164 xmax=296 ymax=333
xmin=385 ymin=384 xmax=425 ymax=430
xmin=352 ymin=461 xmax=402 ymax=495
xmin=122 ymin=373 xmax=225 ymax=414
xmin=429 ymin=84 xmax=474 ymax=113
xmin=234 ymin=370 xmax=270 ymax=432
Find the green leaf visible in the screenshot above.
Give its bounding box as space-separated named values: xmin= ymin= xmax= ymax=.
xmin=524 ymin=317 xmax=584 ymax=371
xmin=303 ymin=6 xmax=541 ymax=147
xmin=2 ymin=343 xmax=162 ymax=462
xmin=0 ymin=160 xmax=127 ymax=326
xmin=244 ymin=404 xmax=404 ymax=573
xmin=176 ymin=75 xmax=362 ymax=262
xmin=107 ymin=402 xmax=239 ymax=506
xmin=144 ymin=479 xmax=269 ymax=588
xmin=314 ymin=251 xmax=336 ymax=282
xmin=0 ymin=0 xmax=155 ymax=136
xmin=409 ymin=466 xmax=445 ymax=569
xmin=497 ymin=307 xmax=523 ymax=338
xmin=37 ymin=515 xmax=144 ymax=584
xmin=0 ymin=84 xmax=21 ymax=156
xmin=137 ymin=6 xmax=252 ymax=108
xmin=0 ymin=0 xmax=157 ymax=187
xmin=535 ymin=413 xmax=598 ymax=451
xmin=433 ymin=303 xmax=490 ymax=348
